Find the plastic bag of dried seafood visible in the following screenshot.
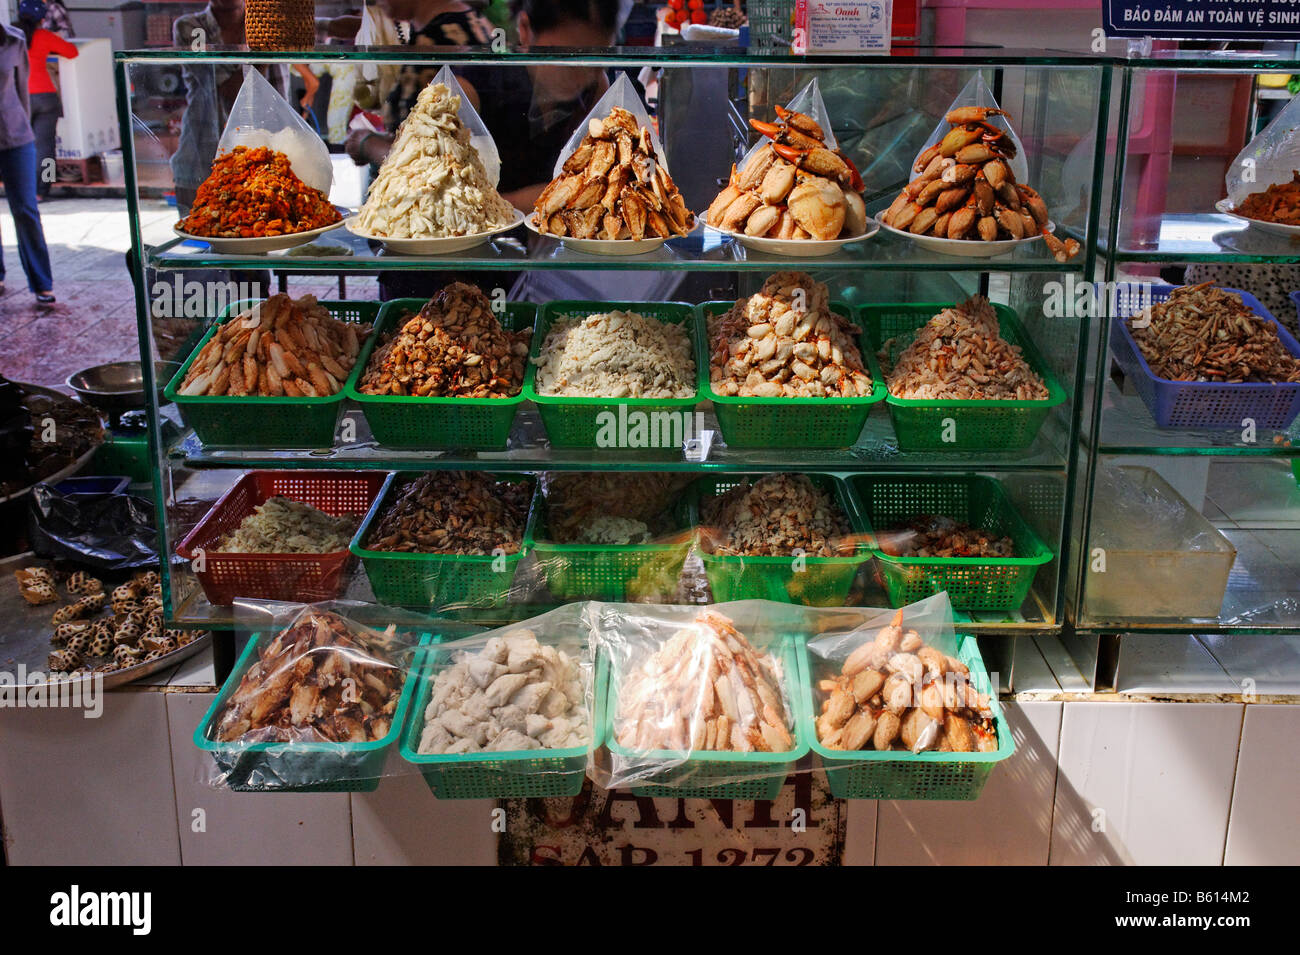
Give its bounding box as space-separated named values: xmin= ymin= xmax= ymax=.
xmin=1227 ymin=89 xmax=1300 ymax=205
xmin=588 ymin=600 xmax=809 ymax=797
xmin=737 ymin=76 xmax=839 ymax=173
xmin=550 ymin=72 xmax=666 ymax=179
xmin=402 ymin=603 xmax=597 ymax=798
xmin=193 ymin=599 xmax=447 ymax=792
xmin=913 ymin=73 xmax=1027 ymax=185
xmin=429 ymin=65 xmax=501 ymax=187
xmin=215 ymin=66 xmax=333 ymax=194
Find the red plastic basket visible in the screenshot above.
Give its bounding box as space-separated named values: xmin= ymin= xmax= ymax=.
xmin=177 ymin=470 xmax=389 ymax=606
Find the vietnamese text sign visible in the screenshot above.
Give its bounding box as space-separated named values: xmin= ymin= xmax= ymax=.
xmin=1105 ymin=1 xmax=1300 ymax=40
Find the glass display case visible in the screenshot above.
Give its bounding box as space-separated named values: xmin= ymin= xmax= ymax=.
xmin=114 ymin=46 xmax=1112 ymax=642
xmin=1078 ymin=52 xmax=1300 ymax=638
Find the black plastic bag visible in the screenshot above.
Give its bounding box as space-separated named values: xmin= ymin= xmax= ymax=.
xmin=28 ymin=483 xmax=159 ymax=571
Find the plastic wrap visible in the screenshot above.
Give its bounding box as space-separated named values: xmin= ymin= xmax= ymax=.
xmin=911 ymin=73 xmax=1028 ymax=185
xmin=550 ymin=73 xmax=667 ymax=179
xmin=1227 ymin=89 xmax=1300 ymax=205
xmin=28 ymin=483 xmax=160 ymax=571
xmin=431 ymin=65 xmax=501 ymax=188
xmin=216 ymin=67 xmax=333 ymax=194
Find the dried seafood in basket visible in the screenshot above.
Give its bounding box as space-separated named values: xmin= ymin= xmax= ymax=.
xmin=705 ymin=106 xmax=866 ymax=240
xmin=877 ymin=515 xmax=1015 ymax=559
xmin=879 ymin=107 xmax=1080 ymax=261
xmin=699 ymin=473 xmax=855 ymax=558
xmin=355 ymin=82 xmax=515 ymax=239
xmin=213 ymin=609 xmax=405 ymax=744
xmin=707 ymin=272 xmax=873 ymax=398
xmin=1126 ymin=283 xmax=1300 ymax=383
xmin=365 ymin=472 xmax=532 ymax=556
xmin=358 ymin=283 xmax=531 ymax=398
xmin=214 ymin=497 xmax=361 ymax=554
xmin=177 ymin=294 xmax=369 ymax=398
xmin=1234 ymin=171 xmax=1300 ymax=226
xmin=417 ymin=628 xmax=589 ymax=755
xmin=177 ymin=146 xmax=341 ymax=239
xmin=814 ymin=608 xmax=998 ymax=753
xmin=532 ymin=106 xmax=694 ymax=240
xmin=532 ymin=309 xmax=695 ymax=398
xmin=881 ymin=295 xmax=1049 ymax=400
xmin=615 ymin=609 xmax=793 ymax=753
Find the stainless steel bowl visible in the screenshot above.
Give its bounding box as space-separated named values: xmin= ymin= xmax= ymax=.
xmin=65 ymin=361 xmax=180 ymax=412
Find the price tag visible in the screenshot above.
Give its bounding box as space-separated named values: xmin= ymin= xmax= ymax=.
xmin=794 ymin=0 xmax=892 ymax=53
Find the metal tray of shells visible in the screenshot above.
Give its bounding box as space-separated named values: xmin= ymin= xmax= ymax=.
xmin=0 ymin=554 xmax=210 ymax=690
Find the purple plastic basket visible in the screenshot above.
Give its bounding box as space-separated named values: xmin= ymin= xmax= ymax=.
xmin=1110 ymin=284 xmax=1300 ymax=430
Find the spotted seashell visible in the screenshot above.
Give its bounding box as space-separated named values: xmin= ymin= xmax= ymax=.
xmin=51 ymin=622 xmax=90 ymax=646
xmin=92 ymin=662 xmax=119 ymax=674
xmin=48 ymin=649 xmax=82 ymax=672
xmin=142 ymin=595 xmax=163 ymax=614
xmin=112 ymin=598 xmax=143 ymax=617
xmin=66 ymin=571 xmax=103 ymax=595
xmin=175 ymin=630 xmax=197 ymax=647
xmin=111 ymin=582 xmax=136 ymax=602
xmin=75 ymin=592 xmax=105 ymax=614
xmin=113 ymin=644 xmax=142 ymax=667
xmin=51 ymin=603 xmax=84 ymax=625
xmin=65 ymin=632 xmax=90 ymax=655
xmin=142 ymin=649 xmax=166 ymax=662
xmin=137 ymin=570 xmax=160 ymax=589
xmin=88 ymin=632 xmax=114 ymax=657
xmin=141 ymin=634 xmax=177 ymax=655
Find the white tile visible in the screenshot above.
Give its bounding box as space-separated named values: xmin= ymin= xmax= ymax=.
xmin=0 ymin=691 xmax=181 ymax=864
xmin=841 ymin=794 xmax=876 ymax=865
xmin=351 ymin=773 xmax=499 ymax=865
xmin=875 ymin=702 xmax=1061 ymax=865
xmin=1051 ymin=702 xmax=1243 ymax=865
xmin=166 ymin=692 xmax=354 ymax=866
xmin=1225 ymin=705 xmax=1300 ymax=865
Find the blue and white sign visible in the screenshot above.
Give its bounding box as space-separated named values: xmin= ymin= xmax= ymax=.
xmin=1105 ymin=1 xmax=1300 ymax=40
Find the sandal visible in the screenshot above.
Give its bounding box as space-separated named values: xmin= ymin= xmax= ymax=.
xmin=36 ymin=291 xmax=55 ymax=305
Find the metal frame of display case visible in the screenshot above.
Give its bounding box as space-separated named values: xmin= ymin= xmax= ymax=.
xmin=1077 ymin=52 xmax=1300 ymax=645
xmin=114 ymin=46 xmax=1112 ymax=645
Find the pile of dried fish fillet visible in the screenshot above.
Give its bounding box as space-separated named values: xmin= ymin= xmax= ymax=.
xmin=533 ymin=310 xmax=695 ymax=398
xmin=700 ymin=473 xmax=855 ymax=558
xmin=178 ymin=294 xmax=369 ymax=397
xmin=1127 ymin=283 xmax=1300 ymax=383
xmin=213 ymin=610 xmax=405 ymax=744
xmin=614 ymin=609 xmax=793 ymax=753
xmin=815 ymin=609 xmax=998 ymax=753
xmin=881 ymin=295 xmax=1049 ymax=400
xmin=355 ymin=83 xmax=515 ymax=238
xmin=533 ymin=107 xmax=694 ymax=240
xmin=214 ymin=496 xmax=361 ymax=554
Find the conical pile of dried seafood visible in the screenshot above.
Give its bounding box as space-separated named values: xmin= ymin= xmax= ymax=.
xmin=356 ymin=83 xmax=515 ymax=239
xmin=533 ymin=107 xmax=694 ymax=240
xmin=880 ymin=106 xmax=1080 ymax=261
xmin=705 ymin=106 xmax=866 ymax=241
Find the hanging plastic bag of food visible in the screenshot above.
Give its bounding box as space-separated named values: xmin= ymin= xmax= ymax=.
xmin=550 ymin=72 xmax=666 ymax=178
xmin=432 ymin=64 xmax=500 ymax=187
xmin=912 ymin=73 xmax=1028 ymax=185
xmin=1226 ymin=89 xmax=1300 ymax=208
xmin=215 ymin=66 xmax=333 ymax=194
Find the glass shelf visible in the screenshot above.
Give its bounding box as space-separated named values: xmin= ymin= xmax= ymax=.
xmin=147 ymin=224 xmax=1087 ymax=273
xmin=116 ymin=44 xmax=1106 ymax=67
xmin=169 ymin=406 xmax=1072 ymax=472
xmin=1096 ymin=380 xmax=1300 ymax=457
xmin=1111 ymin=212 xmax=1300 ymax=264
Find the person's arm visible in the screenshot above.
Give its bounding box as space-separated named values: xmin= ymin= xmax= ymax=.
xmin=345 ymin=128 xmax=393 ymax=165
xmin=500 ymin=182 xmax=546 ymax=211
xmin=292 ymin=63 xmax=320 ymax=114
xmin=46 ymin=31 xmax=78 ymax=59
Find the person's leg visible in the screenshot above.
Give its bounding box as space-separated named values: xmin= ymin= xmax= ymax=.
xmin=30 ymin=94 xmax=61 ymax=201
xmin=0 ymin=143 xmax=56 ymax=296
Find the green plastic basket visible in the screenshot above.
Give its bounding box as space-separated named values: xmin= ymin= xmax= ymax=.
xmin=599 ymin=639 xmax=808 ymax=800
xmin=350 ymin=472 xmax=536 ymax=612
xmin=532 ymin=496 xmax=694 ymax=601
xmin=798 ymin=633 xmax=1014 ymax=800
xmin=848 ymin=474 xmax=1054 ymax=612
xmin=193 ymin=629 xmax=429 ymax=793
xmin=346 ymin=299 xmax=535 ymax=450
xmin=164 ymin=300 xmax=378 ymax=449
xmin=693 ymin=473 xmax=870 ymax=606
xmin=860 ymin=302 xmax=1067 ymax=451
xmin=400 ymin=641 xmax=594 ymax=799
xmin=698 ymin=301 xmax=887 ymax=449
xmin=522 ymin=301 xmax=702 ymax=450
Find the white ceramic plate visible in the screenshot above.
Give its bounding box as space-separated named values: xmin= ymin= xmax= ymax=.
xmin=172 ymin=220 xmax=345 ymax=254
xmin=524 ymin=213 xmax=669 ymax=255
xmin=344 ymin=208 xmax=525 ymax=254
xmin=1215 ymin=198 xmax=1300 ymax=238
xmin=876 ymin=215 xmax=1054 ymax=258
xmin=709 ymin=222 xmax=879 ymax=257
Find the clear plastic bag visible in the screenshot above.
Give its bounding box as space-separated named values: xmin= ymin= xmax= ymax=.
xmin=551 ymin=72 xmax=667 ymax=179
xmin=737 ymin=76 xmax=840 ymax=176
xmin=216 ymin=66 xmax=333 ymax=194
xmin=432 ymin=65 xmax=500 ymax=187
xmin=911 ymin=73 xmax=1027 ymax=184
xmin=1227 ymin=90 xmax=1300 ymax=204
